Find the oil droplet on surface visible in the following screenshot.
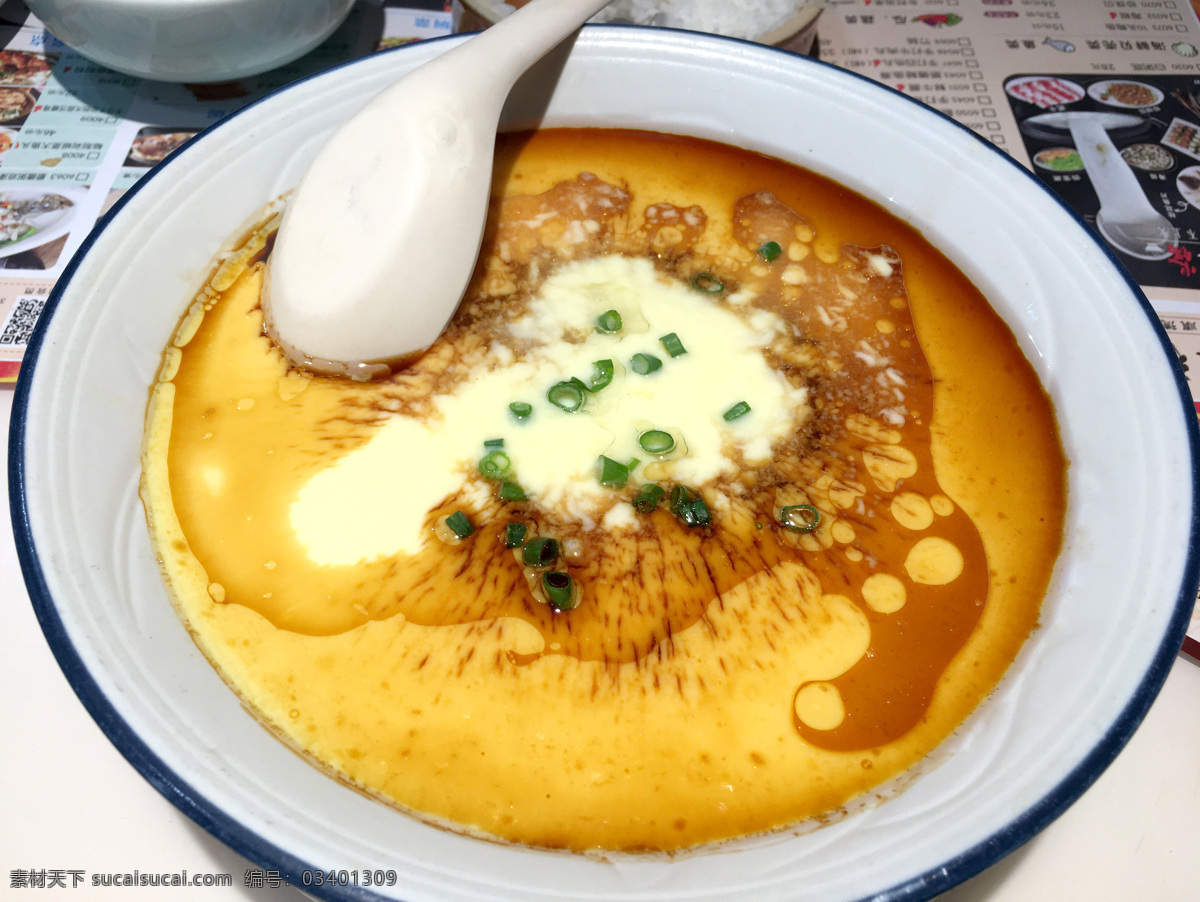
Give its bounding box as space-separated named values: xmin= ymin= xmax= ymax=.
xmin=862 ymin=443 xmax=917 ymax=493
xmin=794 ymin=682 xmax=846 ymax=731
xmin=831 ymin=520 xmax=856 ymax=544
xmin=862 ymin=572 xmax=907 ymax=614
xmin=930 ymin=494 xmax=955 ymax=516
xmin=904 ymin=536 xmax=964 ymax=586
xmin=891 ymin=492 xmax=934 ymax=531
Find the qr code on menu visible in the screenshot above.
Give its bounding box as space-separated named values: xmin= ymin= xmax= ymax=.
xmin=0 ymin=296 xmax=46 ymax=347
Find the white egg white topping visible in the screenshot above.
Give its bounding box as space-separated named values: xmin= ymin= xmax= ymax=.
xmin=291 ymin=255 xmax=809 ymax=566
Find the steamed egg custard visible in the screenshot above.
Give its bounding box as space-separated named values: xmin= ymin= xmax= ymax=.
xmin=142 ymin=129 xmax=1066 ymax=851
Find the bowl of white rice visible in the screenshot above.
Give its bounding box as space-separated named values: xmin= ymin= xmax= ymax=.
xmin=458 ymin=0 xmax=825 ymax=55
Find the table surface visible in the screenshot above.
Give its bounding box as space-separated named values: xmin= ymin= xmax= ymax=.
xmin=3 ymin=385 xmax=1200 ymax=900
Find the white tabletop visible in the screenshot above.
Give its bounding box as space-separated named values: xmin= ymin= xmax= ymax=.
xmin=2 ymin=382 xmax=1198 ymax=901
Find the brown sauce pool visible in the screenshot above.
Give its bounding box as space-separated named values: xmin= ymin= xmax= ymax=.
xmin=142 ymin=128 xmax=1066 ymax=850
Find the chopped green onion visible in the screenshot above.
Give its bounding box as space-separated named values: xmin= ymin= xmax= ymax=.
xmin=632 ymin=484 xmax=665 ymax=512
xmin=638 ymin=429 xmax=676 ymax=454
xmin=499 ymin=481 xmax=526 ymax=501
xmin=587 ymin=359 xmax=614 ymax=392
xmin=509 ymin=401 xmax=533 ymax=420
xmin=684 ymin=498 xmax=711 ymax=527
xmin=597 ymin=455 xmax=630 ymax=487
xmin=723 ymin=401 xmax=751 ymax=422
xmin=478 ymin=449 xmax=511 ymax=480
xmin=691 ymin=272 xmax=724 ymax=294
xmin=596 ymin=309 xmax=623 ymax=333
xmin=504 ymin=522 xmax=527 ymax=548
xmin=483 ymin=438 xmax=505 ymax=448
xmin=542 ymin=571 xmax=578 ymax=611
xmin=522 ymin=536 xmax=559 ymax=567
xmin=757 ymin=241 xmax=782 ymax=262
xmin=547 ymin=381 xmax=586 ymax=412
xmin=669 ymin=485 xmax=711 ymax=528
xmin=659 ymin=332 xmax=687 ymax=357
xmin=669 ymin=485 xmax=693 ymax=509
xmin=444 ymin=510 xmax=474 ymax=538
xmin=780 ymin=504 xmax=820 ymax=533
xmin=626 ymin=457 xmax=641 ymax=471
xmin=630 ymin=353 xmax=662 ymax=375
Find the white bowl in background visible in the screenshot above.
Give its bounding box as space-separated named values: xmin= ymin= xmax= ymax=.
xmin=9 ymin=27 xmax=1199 ymax=902
xmin=25 ymin=0 xmax=355 ymax=82
xmin=459 ymin=0 xmax=825 ymax=55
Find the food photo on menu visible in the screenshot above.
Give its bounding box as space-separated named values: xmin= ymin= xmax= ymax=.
xmin=124 ymin=126 xmax=199 ymax=167
xmin=1006 ymin=72 xmax=1200 ymax=289
xmin=0 ymin=84 xmax=38 ymax=126
xmin=0 ymin=47 xmax=54 ymax=86
xmin=0 ymin=47 xmax=54 ymax=128
xmin=0 ymin=184 xmax=81 ymax=269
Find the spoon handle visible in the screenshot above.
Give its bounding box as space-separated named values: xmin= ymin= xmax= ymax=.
xmin=1068 ymin=115 xmax=1159 ymax=224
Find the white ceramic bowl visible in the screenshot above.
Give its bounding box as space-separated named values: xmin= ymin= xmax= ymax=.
xmin=25 ymin=0 xmax=355 ymax=83
xmin=10 ymin=28 xmax=1199 ymax=902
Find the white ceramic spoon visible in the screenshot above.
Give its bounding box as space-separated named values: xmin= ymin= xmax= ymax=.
xmin=1026 ymin=111 xmax=1179 ymax=261
xmin=264 ymin=0 xmax=613 ymax=378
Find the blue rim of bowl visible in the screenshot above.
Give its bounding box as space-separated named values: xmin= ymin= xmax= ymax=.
xmin=8 ymin=25 xmax=1200 ymax=902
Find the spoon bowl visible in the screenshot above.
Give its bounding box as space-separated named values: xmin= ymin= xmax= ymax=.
xmin=264 ymin=0 xmax=613 ymax=378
